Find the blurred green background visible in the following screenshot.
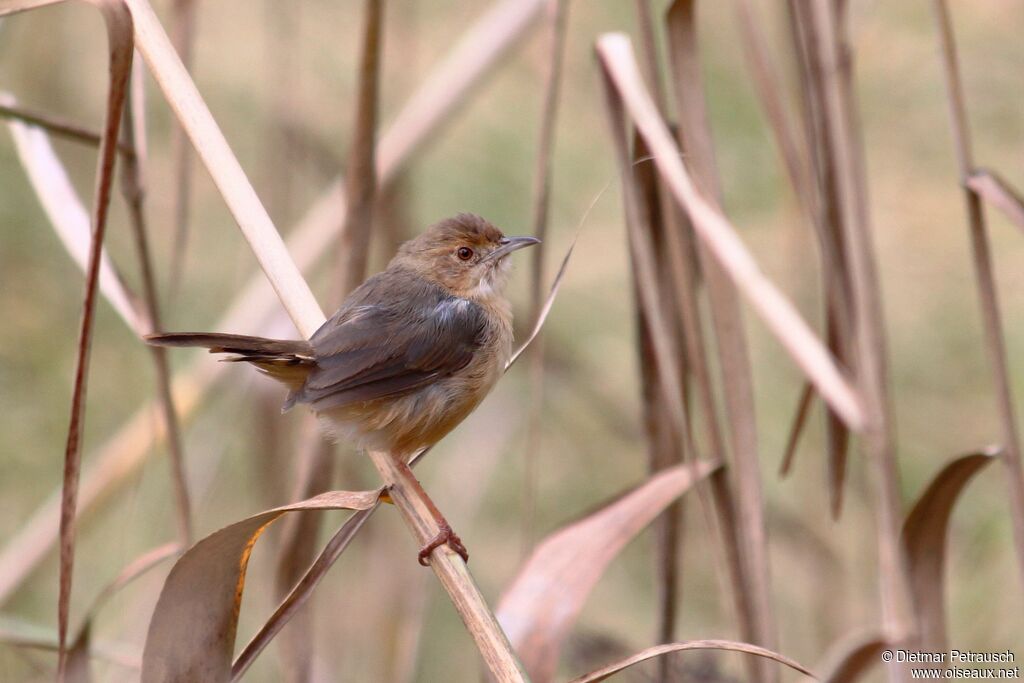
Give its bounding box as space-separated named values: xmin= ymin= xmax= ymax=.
xmin=0 ymin=1 xmax=1021 ymax=681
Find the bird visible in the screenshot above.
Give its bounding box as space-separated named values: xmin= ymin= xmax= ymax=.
xmin=147 ymin=213 xmax=539 ymax=566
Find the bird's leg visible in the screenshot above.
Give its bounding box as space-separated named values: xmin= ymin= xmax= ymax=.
xmin=388 ymin=455 xmax=469 ymax=566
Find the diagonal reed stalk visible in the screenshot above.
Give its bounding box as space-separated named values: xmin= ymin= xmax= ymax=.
xmin=931 ymin=0 xmax=1024 ymax=595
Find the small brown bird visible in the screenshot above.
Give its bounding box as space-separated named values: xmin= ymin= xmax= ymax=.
xmin=148 ymin=213 xmax=538 ymax=564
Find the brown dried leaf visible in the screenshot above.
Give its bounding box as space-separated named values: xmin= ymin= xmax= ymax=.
xmin=232 ymin=502 xmax=379 ymax=682
xmin=141 ymin=490 xmax=380 ymax=683
xmin=497 ymin=460 xmax=719 ymax=682
xmin=568 ymin=639 xmax=817 ymax=683
xmin=812 ymin=631 xmax=887 ymax=683
xmin=901 ymin=448 xmax=997 ymax=651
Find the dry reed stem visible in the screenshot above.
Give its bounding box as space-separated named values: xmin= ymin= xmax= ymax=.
xmin=46 ymin=2 xmax=133 ymax=678
xmin=366 ymin=450 xmax=528 ymax=682
xmin=734 ymin=0 xmax=853 ymax=510
xmin=931 ymin=0 xmax=1024 ymax=593
xmin=167 ymin=0 xmax=197 ymax=297
xmin=659 ymin=7 xmax=777 ymax=678
xmin=630 ymin=7 xmax=690 ymax=670
xmin=630 ymin=135 xmax=689 ymax=672
xmin=783 ymin=0 xmax=855 ymax=514
xmin=125 ymin=0 xmax=326 ymax=336
xmin=807 ymin=0 xmax=914 ymax=670
xmin=596 ymin=32 xmax=864 ymax=428
xmin=5 ymin=116 xmax=142 ymax=331
xmin=0 ymin=99 xmax=135 ymax=156
xmin=967 ymin=170 xmax=1024 ymax=233
xmin=119 ymin=87 xmax=193 ymax=547
xmin=522 ymin=0 xmax=569 ymax=554
xmin=336 ymin=0 xmax=383 ymax=298
xmin=0 ymin=0 xmax=546 ymax=604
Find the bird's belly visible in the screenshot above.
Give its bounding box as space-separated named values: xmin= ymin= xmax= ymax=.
xmin=319 ymin=344 xmax=507 ymax=458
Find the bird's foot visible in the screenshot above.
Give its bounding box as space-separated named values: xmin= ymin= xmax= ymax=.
xmin=418 ymin=521 xmax=469 ymax=566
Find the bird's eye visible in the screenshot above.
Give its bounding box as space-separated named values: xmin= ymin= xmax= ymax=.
xmin=456 ymin=246 xmax=474 ymax=261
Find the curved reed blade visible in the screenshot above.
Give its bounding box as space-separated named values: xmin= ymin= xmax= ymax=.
xmin=497 ymin=460 xmax=719 ymax=682
xmin=810 ymin=632 xmax=887 ymax=683
xmin=901 ymin=448 xmax=997 ymax=651
xmin=141 ymin=490 xmax=381 ymax=683
xmin=568 ymin=639 xmax=816 ymax=683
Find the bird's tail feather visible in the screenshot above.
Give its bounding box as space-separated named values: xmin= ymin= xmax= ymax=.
xmin=145 ymin=333 xmax=314 ymax=391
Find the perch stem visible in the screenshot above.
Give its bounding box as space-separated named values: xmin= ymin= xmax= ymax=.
xmin=366 ymin=449 xmax=528 ymax=682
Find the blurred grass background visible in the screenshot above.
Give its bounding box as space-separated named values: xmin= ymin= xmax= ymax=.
xmin=0 ymin=0 xmax=1021 ymax=680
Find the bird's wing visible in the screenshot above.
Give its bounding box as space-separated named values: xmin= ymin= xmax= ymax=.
xmin=295 ymin=276 xmax=487 ymax=411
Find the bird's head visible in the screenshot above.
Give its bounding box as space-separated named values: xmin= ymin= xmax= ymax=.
xmin=394 ymin=213 xmax=540 ymax=300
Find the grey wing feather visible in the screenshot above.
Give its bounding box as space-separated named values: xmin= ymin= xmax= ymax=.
xmin=294 ymin=276 xmax=487 ymax=411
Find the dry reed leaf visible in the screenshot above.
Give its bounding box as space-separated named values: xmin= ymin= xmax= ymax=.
xmin=932 ymin=1 xmax=1024 ymax=580
xmin=901 ymin=448 xmax=996 ymax=652
xmin=507 ymin=232 xmax=577 ymax=370
xmin=231 ymin=502 xmax=379 ymax=682
xmin=497 ymin=460 xmax=719 ymax=682
xmin=272 ymin=435 xmax=335 ymax=683
xmin=4 ymin=112 xmax=141 ymax=333
xmin=141 ymin=490 xmax=381 ymax=683
xmin=779 ymin=382 xmax=814 ymax=477
xmin=0 ymin=0 xmax=546 ymax=605
xmin=655 ymin=13 xmax=779 ymax=679
xmin=967 ymin=170 xmax=1024 ymax=233
xmin=597 ymin=32 xmax=863 ymax=428
xmin=809 ymin=632 xmax=886 ymax=683
xmin=805 ymin=1 xmax=915 ymax=645
xmin=47 ymin=4 xmax=134 ymax=678
xmin=568 ymin=639 xmax=817 ymax=683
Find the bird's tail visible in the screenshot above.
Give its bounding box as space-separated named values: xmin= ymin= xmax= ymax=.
xmin=145 ymin=332 xmax=315 ymax=390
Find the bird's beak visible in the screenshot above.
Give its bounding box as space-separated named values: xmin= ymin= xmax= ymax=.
xmin=485 ymin=236 xmax=541 ymax=262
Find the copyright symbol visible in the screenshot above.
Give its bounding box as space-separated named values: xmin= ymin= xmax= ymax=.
xmin=882 ymin=650 xmax=893 ymax=663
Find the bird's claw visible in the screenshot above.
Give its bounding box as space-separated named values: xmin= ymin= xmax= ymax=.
xmin=418 ymin=521 xmax=468 ymax=566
